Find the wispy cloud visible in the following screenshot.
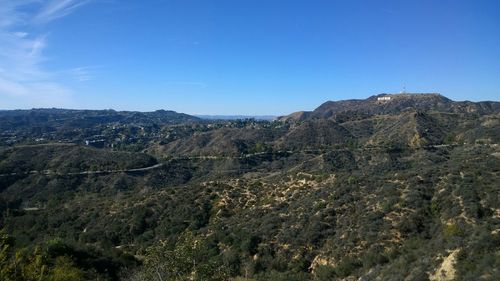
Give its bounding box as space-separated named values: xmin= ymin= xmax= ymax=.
xmin=67 ymin=66 xmax=101 ymax=82
xmin=34 ymin=0 xmax=92 ymax=23
xmin=0 ymin=0 xmax=34 ymax=28
xmin=0 ymin=0 xmax=91 ymax=109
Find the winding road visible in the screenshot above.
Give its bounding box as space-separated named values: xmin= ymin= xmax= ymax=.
xmin=0 ymin=143 xmax=496 ymax=178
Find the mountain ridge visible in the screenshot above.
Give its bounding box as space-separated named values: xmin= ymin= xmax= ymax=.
xmin=279 ymin=93 xmax=500 ymax=122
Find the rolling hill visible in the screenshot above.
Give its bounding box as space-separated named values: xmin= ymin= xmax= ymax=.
xmin=0 ymin=93 xmax=498 ymax=281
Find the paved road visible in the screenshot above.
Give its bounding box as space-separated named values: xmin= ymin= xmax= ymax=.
xmin=0 ymin=163 xmax=166 ymax=177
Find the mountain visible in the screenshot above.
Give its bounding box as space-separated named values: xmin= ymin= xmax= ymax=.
xmin=152 ymin=94 xmax=499 ymax=156
xmin=0 ymin=94 xmax=498 ymax=281
xmin=280 ymin=93 xmax=500 ymax=122
xmin=0 ymin=108 xmax=200 ymax=131
xmin=0 ymin=108 xmax=200 ymax=147
xmin=277 ymin=111 xmax=312 ymax=122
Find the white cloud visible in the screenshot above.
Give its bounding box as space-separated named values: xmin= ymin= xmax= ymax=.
xmin=13 ymin=31 xmax=29 ymax=38
xmin=0 ymin=0 xmax=91 ymax=109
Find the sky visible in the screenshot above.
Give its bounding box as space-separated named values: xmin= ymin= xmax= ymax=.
xmin=0 ymin=0 xmax=499 ymax=115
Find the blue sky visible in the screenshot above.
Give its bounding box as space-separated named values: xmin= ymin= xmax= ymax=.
xmin=0 ymin=0 xmax=499 ymax=115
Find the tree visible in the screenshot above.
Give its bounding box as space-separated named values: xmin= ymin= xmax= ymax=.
xmin=50 ymin=256 xmax=84 ymax=281
xmin=128 ymin=231 xmax=229 ymax=281
xmin=0 ymin=230 xmax=84 ymax=281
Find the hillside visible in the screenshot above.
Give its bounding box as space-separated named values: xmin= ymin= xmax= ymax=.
xmin=280 ymin=93 xmax=500 ymax=122
xmin=0 ymin=94 xmax=499 ymax=281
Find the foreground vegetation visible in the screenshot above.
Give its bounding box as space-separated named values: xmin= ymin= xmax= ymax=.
xmin=1 ymin=94 xmax=499 ymax=280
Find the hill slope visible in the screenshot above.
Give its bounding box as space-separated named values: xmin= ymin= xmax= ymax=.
xmin=0 ymin=94 xmax=499 ymax=281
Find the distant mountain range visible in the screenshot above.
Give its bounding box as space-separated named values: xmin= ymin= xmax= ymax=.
xmin=0 ymin=109 xmax=279 ymax=129
xmin=0 ymin=108 xmax=200 ymax=131
xmin=2 ymin=93 xmax=498 ymax=126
